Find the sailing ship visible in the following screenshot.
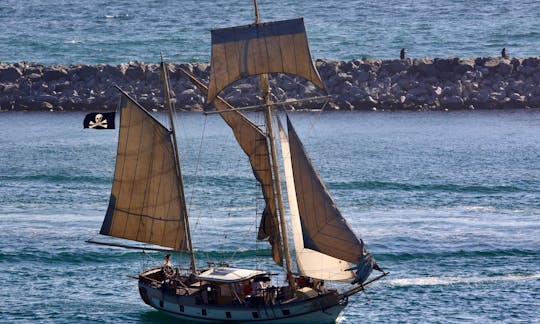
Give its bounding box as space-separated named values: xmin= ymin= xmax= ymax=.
xmin=94 ymin=1 xmax=386 ymax=322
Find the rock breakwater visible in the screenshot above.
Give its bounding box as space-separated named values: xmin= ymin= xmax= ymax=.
xmin=1 ymin=57 xmax=540 ymax=111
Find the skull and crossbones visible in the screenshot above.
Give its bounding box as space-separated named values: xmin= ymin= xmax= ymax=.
xmin=89 ymin=114 xmax=108 ymax=129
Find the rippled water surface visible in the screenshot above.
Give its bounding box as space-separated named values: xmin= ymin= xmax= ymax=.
xmin=1 ymin=0 xmax=540 ymax=64
xmin=0 ymin=110 xmax=539 ymax=322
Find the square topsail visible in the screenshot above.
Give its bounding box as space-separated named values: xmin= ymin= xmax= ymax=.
xmin=207 ymin=18 xmax=325 ymax=103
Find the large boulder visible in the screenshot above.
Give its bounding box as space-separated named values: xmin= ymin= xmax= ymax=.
xmin=98 ymin=64 xmax=124 ymax=81
xmin=41 ymin=66 xmax=69 ymax=81
xmin=0 ymin=65 xmax=23 ymax=82
xmin=522 ymin=57 xmax=540 ymax=67
xmin=69 ymin=64 xmax=98 ymax=80
xmin=124 ymin=62 xmax=146 ymax=80
xmin=382 ymin=59 xmax=409 ymax=74
xmin=412 ymin=58 xmax=434 ymax=76
xmin=440 ymin=95 xmax=464 ymax=109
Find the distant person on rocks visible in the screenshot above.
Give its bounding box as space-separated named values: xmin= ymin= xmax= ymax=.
xmin=501 ymin=48 xmax=509 ymax=59
xmin=400 ymin=48 xmax=406 ymax=60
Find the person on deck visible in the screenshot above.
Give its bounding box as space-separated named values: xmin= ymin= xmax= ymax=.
xmin=251 ymin=280 xmax=263 ymax=295
xmin=162 ymin=254 xmax=172 ymax=267
xmin=243 ymin=281 xmax=252 ymax=296
xmin=161 ymin=254 xmax=175 ymax=280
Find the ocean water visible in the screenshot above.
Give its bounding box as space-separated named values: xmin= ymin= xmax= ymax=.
xmin=1 ymin=0 xmax=540 ymax=64
xmin=0 ymin=110 xmax=538 ymax=323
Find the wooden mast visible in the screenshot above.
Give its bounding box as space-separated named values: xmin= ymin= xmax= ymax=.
xmin=160 ymin=56 xmax=196 ymax=273
xmin=252 ymin=0 xmax=294 ymax=286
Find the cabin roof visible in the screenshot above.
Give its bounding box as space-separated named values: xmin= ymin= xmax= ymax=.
xmin=197 ymin=267 xmax=266 ymax=283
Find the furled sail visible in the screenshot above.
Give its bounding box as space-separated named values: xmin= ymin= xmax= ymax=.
xmin=207 ymin=18 xmax=325 ymax=103
xmin=279 ymin=119 xmax=353 ymax=281
xmin=177 ymin=67 xmax=283 ymax=266
xmin=286 ymin=116 xmax=373 ymax=266
xmin=100 ymin=93 xmax=188 ymax=251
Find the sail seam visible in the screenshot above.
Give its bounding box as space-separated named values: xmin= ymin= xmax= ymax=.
xmin=115 ymin=208 xmax=183 ymax=222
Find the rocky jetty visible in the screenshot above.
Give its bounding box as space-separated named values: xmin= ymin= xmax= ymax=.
xmin=1 ymin=57 xmax=540 ymax=111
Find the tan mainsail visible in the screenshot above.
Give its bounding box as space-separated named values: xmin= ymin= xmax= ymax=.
xmin=100 ymin=93 xmax=188 ymax=251
xmin=207 ymin=18 xmax=325 ymax=103
xmin=286 ymin=116 xmax=366 ymax=265
xmin=177 ymin=67 xmax=283 ymax=266
xmin=214 ymin=99 xmax=283 ymax=266
xmin=279 ymin=119 xmax=354 ymax=280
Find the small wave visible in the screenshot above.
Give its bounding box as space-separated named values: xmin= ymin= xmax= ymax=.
xmin=186 ymin=174 xmax=254 ymax=185
xmin=376 ymin=248 xmax=539 ymax=262
xmin=104 ymin=14 xmax=129 ymax=19
xmin=330 ymin=181 xmax=524 ymax=194
xmin=0 ymin=246 xmax=272 ymax=265
xmin=461 ymin=205 xmax=498 ymax=212
xmin=389 ymin=273 xmax=540 ymax=287
xmin=0 ymin=173 xmax=111 ymax=184
xmin=64 ymin=40 xmax=83 ymax=44
xmin=0 ymin=250 xmax=125 ymax=264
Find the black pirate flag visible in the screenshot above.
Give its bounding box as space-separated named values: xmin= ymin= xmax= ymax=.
xmin=83 ymin=112 xmax=116 ymax=129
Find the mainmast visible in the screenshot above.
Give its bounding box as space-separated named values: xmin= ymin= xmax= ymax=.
xmin=252 ymin=1 xmax=294 ymax=286
xmin=253 ymin=0 xmax=260 ymax=24
xmin=160 ymin=57 xmax=196 ymax=273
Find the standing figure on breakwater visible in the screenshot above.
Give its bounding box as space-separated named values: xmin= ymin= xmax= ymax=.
xmin=501 ymin=48 xmax=509 ymax=59
xmin=400 ymin=48 xmax=406 ymax=60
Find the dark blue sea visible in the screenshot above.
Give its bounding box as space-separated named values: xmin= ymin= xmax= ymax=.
xmin=0 ymin=110 xmax=539 ymax=323
xmin=1 ymin=0 xmax=540 ymax=64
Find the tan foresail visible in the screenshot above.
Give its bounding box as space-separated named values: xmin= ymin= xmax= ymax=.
xmin=279 ymin=119 xmax=354 ymax=280
xmin=207 ymin=18 xmax=325 ymax=103
xmin=286 ymin=116 xmax=365 ymax=265
xmin=177 ymin=67 xmax=283 ymax=266
xmin=100 ymin=93 xmax=188 ymax=251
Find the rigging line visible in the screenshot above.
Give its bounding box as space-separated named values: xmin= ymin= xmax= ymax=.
xmin=269 ymin=70 xmax=328 ymax=140
xmin=229 ymin=249 xmax=240 ymax=265
xmin=188 ymin=113 xmax=209 ymax=229
xmin=255 ymin=108 xmax=268 ymax=269
xmin=302 ymin=96 xmax=328 ymax=140
xmin=142 ymin=250 xmax=158 ymax=262
xmin=141 ymin=250 xmax=174 ymax=271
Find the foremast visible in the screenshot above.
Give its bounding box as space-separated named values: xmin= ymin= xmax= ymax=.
xmin=160 ymin=57 xmax=196 ymax=273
